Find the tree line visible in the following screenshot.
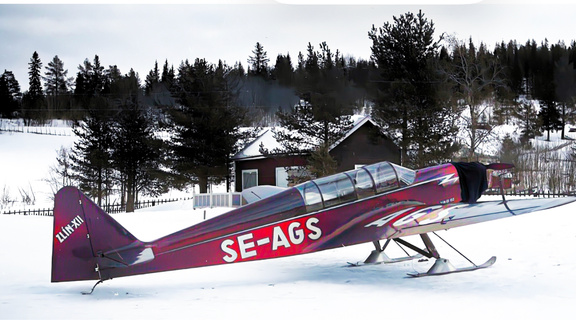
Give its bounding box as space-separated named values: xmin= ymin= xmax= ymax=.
xmin=3 ymin=10 xmax=576 ymax=208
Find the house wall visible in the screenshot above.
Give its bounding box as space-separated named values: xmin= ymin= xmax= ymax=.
xmin=331 ymin=123 xmax=401 ymax=172
xmin=234 ymin=155 xmax=308 ymax=192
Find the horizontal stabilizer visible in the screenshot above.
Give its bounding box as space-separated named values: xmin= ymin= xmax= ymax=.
xmin=99 ymin=246 xmax=155 ymax=269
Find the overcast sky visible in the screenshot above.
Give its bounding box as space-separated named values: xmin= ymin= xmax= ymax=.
xmin=2 ymin=0 xmax=576 ymax=91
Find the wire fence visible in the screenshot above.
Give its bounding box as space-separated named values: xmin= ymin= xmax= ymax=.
xmin=2 ymin=191 xmax=246 ymax=216
xmin=484 ymin=189 xmax=575 ymax=198
xmin=0 ymin=120 xmax=74 ymax=137
xmin=2 ymin=197 xmax=193 ymax=217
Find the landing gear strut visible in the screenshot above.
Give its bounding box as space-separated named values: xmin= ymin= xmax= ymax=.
xmin=354 ymin=233 xmax=496 ymax=277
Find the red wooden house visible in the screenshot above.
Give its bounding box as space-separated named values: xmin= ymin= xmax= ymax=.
xmin=231 ymin=116 xmax=400 ymax=192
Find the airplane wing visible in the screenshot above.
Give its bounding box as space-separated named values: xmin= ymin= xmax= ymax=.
xmin=375 ymin=197 xmax=576 ymax=239
xmin=241 ymin=185 xmax=286 ymax=204
xmin=306 ymin=196 xmax=576 ymax=252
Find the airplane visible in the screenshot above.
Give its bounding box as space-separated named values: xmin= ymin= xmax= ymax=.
xmin=51 ymin=160 xmax=576 ymax=293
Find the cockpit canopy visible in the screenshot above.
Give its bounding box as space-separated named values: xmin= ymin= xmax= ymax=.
xmin=296 ymin=161 xmax=415 ymax=213
xmin=206 ymin=162 xmax=416 ymax=234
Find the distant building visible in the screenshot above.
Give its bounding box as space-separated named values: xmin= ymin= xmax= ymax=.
xmin=231 ymin=116 xmax=401 ymax=192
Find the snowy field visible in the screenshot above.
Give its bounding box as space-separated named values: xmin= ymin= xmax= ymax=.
xmin=1 ymin=199 xmax=576 ymax=322
xmin=1 ymin=121 xmax=576 ymax=322
xmin=0 ymin=123 xmax=76 ymax=209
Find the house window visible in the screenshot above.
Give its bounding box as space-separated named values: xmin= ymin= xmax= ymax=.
xmin=276 ymin=166 xmax=309 ymax=187
xmin=242 ymin=169 xmax=258 ymax=190
xmin=276 ymin=167 xmax=289 ymax=187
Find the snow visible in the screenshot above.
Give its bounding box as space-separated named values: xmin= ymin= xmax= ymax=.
xmin=0 ymin=123 xmax=76 ymax=209
xmin=233 ymin=128 xmax=279 ymax=160
xmin=2 ymin=120 xmax=576 ymax=322
xmin=1 ymin=199 xmax=576 ymax=322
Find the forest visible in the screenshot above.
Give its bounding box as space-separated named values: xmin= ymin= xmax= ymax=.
xmin=2 ymin=10 xmax=576 ymax=210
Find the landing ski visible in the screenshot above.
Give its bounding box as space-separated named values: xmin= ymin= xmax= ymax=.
xmin=407 ymin=256 xmax=496 ymax=278
xmin=347 ymin=254 xmax=423 ymax=267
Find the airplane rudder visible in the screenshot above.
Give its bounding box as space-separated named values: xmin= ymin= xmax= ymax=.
xmin=51 ymin=186 xmax=99 ymax=282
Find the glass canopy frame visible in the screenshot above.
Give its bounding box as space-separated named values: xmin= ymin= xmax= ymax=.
xmin=295 ymin=162 xmax=416 ymax=213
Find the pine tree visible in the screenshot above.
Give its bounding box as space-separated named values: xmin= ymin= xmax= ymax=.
xmin=70 ymin=110 xmax=114 ymax=206
xmin=514 ymin=101 xmax=542 ymax=145
xmin=91 ymin=55 xmax=106 ymax=96
xmin=534 ymin=41 xmax=562 ymax=141
xmin=0 ymin=70 xmax=21 ymax=118
xmin=248 ymin=42 xmax=270 ymax=78
xmin=144 ymin=60 xmax=160 ymax=95
xmin=272 ymin=54 xmax=293 ymax=86
xmin=44 ymin=55 xmax=71 ymax=96
xmin=107 ymin=65 xmax=122 ymax=85
xmin=554 ymin=55 xmax=576 ymax=139
xmin=499 ymin=133 xmax=521 ymax=166
xmin=73 ymin=55 xmax=113 ymax=116
xmin=112 ymin=97 xmax=167 ymax=212
xmin=74 ymin=58 xmax=93 ymax=111
xmin=369 ymin=10 xmax=458 ymax=167
xmin=28 ymin=51 xmax=44 ymax=98
xmin=161 ymin=59 xmax=176 ymax=88
xmin=108 ymin=67 xmax=141 ymax=100
xmin=21 ymin=51 xmax=45 ymax=125
xmin=145 ymin=60 xmax=175 ymax=107
xmin=167 ymin=58 xmax=248 ymax=193
xmin=43 ymin=55 xmax=73 ymax=114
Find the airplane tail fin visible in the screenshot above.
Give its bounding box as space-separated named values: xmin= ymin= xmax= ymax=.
xmin=51 ymin=186 xmax=152 ymax=282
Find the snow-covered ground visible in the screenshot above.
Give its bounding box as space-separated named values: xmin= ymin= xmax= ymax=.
xmin=2 ymin=119 xmax=576 ymax=322
xmin=0 ymin=121 xmax=76 ymax=209
xmin=1 ymin=197 xmax=575 ymax=322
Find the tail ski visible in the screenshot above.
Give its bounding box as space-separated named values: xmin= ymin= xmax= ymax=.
xmin=51 ymin=186 xmax=154 ymax=282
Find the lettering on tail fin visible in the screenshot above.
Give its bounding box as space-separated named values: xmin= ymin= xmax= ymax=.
xmin=55 ymin=215 xmax=85 ymax=244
